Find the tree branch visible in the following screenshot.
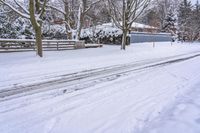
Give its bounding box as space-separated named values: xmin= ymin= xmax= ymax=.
xmin=0 ymin=0 xmax=30 ymax=19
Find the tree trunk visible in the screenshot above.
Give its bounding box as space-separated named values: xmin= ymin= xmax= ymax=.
xmin=29 ymin=0 xmax=43 ymax=57
xmin=64 ymin=1 xmax=72 ymax=40
xmin=76 ymin=4 xmax=83 ymax=40
xmin=121 ymin=29 xmax=127 ymax=50
xmin=127 ymin=30 xmax=131 ymax=45
xmin=35 ymin=26 xmax=43 ymax=57
xmin=76 ymin=14 xmax=84 ymax=40
xmin=67 ymin=31 xmax=72 ymax=39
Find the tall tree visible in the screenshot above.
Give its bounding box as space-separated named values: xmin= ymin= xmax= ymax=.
xmin=107 ymin=0 xmax=150 ymax=50
xmin=0 ymin=0 xmax=48 ymax=57
xmin=163 ymin=7 xmax=176 ymax=35
xmin=192 ymin=0 xmax=200 ymax=40
xmin=151 ymin=0 xmax=180 ymax=30
xmin=48 ymin=0 xmax=101 ymax=40
xmin=48 ymin=0 xmax=75 ymax=39
xmin=178 ymin=0 xmax=192 ymax=41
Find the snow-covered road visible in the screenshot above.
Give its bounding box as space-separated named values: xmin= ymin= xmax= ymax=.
xmin=141 ymin=83 xmax=200 ymax=133
xmin=1 ymin=42 xmax=200 ymax=133
xmin=1 ymin=51 xmax=200 ymax=101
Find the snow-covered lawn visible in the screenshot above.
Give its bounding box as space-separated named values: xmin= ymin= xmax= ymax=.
xmin=1 ymin=42 xmax=200 ymax=133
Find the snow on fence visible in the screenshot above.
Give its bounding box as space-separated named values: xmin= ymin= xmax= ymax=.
xmin=0 ymin=39 xmax=85 ymax=52
xmin=130 ymin=32 xmax=172 ymax=43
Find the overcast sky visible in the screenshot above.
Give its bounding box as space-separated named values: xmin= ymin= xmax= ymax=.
xmin=191 ymin=0 xmax=200 ymax=4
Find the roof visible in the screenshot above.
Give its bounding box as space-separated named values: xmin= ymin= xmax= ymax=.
xmin=102 ymin=22 xmax=158 ymax=30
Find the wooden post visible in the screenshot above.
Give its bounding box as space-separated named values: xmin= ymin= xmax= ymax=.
xmin=153 ymin=42 xmax=155 ymax=48
xmin=57 ymin=42 xmax=59 ymax=50
xmin=32 ymin=41 xmax=35 ymax=51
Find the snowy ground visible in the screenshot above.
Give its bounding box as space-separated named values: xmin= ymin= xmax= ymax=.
xmin=1 ymin=42 xmax=200 ymax=89
xmin=1 ymin=42 xmax=200 ymax=133
xmin=141 ymin=83 xmax=200 ymax=133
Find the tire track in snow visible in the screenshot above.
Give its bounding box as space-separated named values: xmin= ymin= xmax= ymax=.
xmin=1 ymin=52 xmax=200 ymax=102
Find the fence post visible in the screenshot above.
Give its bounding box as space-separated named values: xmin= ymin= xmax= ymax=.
xmin=32 ymin=41 xmax=35 ymax=51
xmin=153 ymin=42 xmax=155 ymax=48
xmin=75 ymin=41 xmax=85 ymax=49
xmin=57 ymin=42 xmax=59 ymax=50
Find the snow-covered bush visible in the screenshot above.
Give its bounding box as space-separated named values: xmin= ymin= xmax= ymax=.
xmin=0 ymin=15 xmax=34 ymax=39
xmin=80 ymin=24 xmax=123 ymax=43
xmin=43 ymin=23 xmax=67 ymax=39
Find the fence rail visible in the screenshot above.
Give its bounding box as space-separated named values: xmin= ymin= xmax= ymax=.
xmin=0 ymin=39 xmax=85 ymax=52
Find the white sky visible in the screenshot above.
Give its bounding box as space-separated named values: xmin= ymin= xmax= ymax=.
xmin=191 ymin=0 xmax=200 ymax=4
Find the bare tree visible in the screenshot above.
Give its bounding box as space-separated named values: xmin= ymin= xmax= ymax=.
xmin=76 ymin=0 xmax=102 ymax=40
xmin=0 ymin=0 xmax=48 ymax=57
xmin=48 ymin=0 xmax=101 ymax=40
xmin=48 ymin=0 xmax=75 ymax=39
xmin=107 ymin=0 xmax=150 ymax=50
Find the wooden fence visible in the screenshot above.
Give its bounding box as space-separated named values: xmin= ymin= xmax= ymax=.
xmin=0 ymin=39 xmax=85 ymax=52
